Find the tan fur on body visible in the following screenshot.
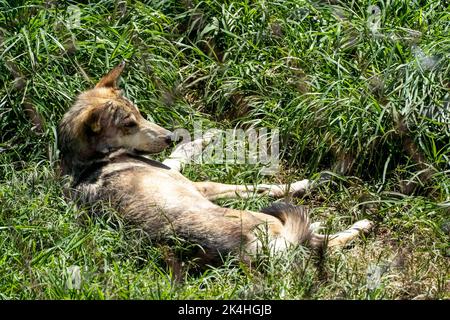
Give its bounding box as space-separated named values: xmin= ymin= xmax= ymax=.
xmin=58 ymin=62 xmax=373 ymax=264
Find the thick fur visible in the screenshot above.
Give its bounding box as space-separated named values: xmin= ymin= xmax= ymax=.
xmin=58 ymin=63 xmax=373 ymax=265
xmin=261 ymin=203 xmax=312 ymax=245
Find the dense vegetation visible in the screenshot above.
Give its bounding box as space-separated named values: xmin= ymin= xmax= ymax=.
xmin=0 ymin=0 xmax=448 ymax=299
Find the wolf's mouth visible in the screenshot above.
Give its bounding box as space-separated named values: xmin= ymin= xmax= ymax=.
xmin=132 ymin=148 xmax=151 ymax=155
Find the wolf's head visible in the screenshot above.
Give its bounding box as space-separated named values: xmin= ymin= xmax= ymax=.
xmin=59 ymin=62 xmax=174 ymax=174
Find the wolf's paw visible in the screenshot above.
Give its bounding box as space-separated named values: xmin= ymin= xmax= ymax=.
xmin=290 ymin=179 xmax=311 ymax=196
xmin=201 ymin=129 xmax=222 ymax=147
xmin=351 ymin=219 xmax=374 ymax=233
xmin=167 ymin=129 xmax=222 ymax=163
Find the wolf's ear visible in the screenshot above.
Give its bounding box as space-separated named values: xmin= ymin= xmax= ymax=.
xmin=85 ymin=108 xmax=102 ymax=134
xmin=84 ymin=103 xmax=111 ymax=134
xmin=95 ymin=61 xmax=126 ymax=88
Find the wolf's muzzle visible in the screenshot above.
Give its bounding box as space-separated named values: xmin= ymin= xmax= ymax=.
xmin=165 ymin=132 xmax=182 ymax=144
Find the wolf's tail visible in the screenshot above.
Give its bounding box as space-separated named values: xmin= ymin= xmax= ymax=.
xmin=261 ymin=203 xmax=312 ymax=249
xmin=262 ymin=203 xmax=374 ymax=251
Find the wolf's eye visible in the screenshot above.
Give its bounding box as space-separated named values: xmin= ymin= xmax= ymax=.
xmin=124 ymin=121 xmax=137 ymax=128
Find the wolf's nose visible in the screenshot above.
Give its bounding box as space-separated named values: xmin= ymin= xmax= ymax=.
xmin=165 ymin=133 xmax=179 ymax=144
xmin=165 ymin=132 xmax=182 ymax=144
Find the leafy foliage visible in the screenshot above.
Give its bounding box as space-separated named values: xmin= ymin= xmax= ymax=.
xmin=0 ymin=0 xmax=448 ymax=299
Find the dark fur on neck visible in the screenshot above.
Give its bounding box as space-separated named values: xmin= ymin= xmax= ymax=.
xmin=61 ymin=148 xmax=171 ymax=187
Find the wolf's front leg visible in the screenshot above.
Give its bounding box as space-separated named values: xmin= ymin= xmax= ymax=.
xmin=163 ymin=130 xmax=219 ymax=172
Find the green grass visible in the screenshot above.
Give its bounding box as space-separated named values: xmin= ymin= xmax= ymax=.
xmin=0 ymin=0 xmax=449 ymax=299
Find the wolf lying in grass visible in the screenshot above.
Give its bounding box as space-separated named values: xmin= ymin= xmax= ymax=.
xmin=58 ymin=62 xmax=373 ymax=265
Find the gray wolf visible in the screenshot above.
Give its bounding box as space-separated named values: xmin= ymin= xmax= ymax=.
xmin=58 ymin=62 xmax=373 ymax=266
